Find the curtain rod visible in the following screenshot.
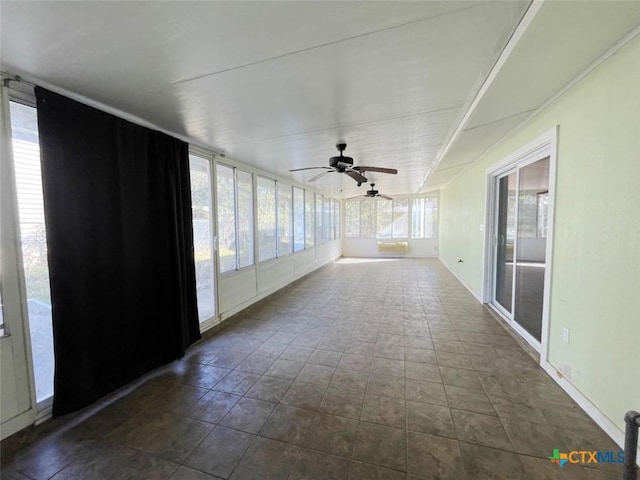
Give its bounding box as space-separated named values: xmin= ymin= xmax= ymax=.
xmin=1 ymin=72 xmax=36 ymax=88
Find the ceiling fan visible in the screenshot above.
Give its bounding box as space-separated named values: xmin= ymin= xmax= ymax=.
xmin=348 ymin=183 xmax=393 ymax=200
xmin=289 ymin=143 xmax=398 ymax=186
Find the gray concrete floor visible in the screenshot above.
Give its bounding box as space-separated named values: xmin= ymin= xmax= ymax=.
xmin=1 ymin=259 xmax=621 ymax=479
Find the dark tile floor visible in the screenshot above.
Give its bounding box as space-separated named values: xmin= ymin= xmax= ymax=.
xmin=1 ymin=259 xmax=622 ymax=479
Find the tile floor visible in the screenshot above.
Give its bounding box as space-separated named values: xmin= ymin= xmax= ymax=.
xmin=1 ymin=259 xmax=623 ymax=479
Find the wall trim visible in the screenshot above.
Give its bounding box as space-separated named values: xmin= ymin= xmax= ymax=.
xmin=441 ymin=247 xmax=630 ymax=451
xmin=203 ymin=251 xmax=341 ymax=332
xmin=482 ymin=126 xmax=558 ymax=362
xmin=438 ymin=257 xmax=483 ymax=303
xmin=441 ymin=24 xmax=640 ymax=191
xmin=421 ymin=0 xmax=544 ymax=187
xmin=540 ymin=360 xmax=634 ymax=450
xmin=1 ymin=409 xmax=35 ymax=440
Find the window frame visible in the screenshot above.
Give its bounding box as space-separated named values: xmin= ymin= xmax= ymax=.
xmin=276 ymin=181 xmax=293 ymax=257
xmin=216 ymin=162 xmax=256 ymax=273
xmin=256 ymin=175 xmax=278 ymax=263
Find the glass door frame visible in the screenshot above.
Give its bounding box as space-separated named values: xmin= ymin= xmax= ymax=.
xmin=491 ymin=169 xmax=519 ymax=322
xmin=483 ymin=127 xmax=558 ymax=361
xmin=1 ymin=85 xmax=41 ymax=434
xmin=189 ymin=146 xmax=220 ymax=333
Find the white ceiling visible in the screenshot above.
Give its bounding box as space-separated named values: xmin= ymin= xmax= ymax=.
xmin=1 ymin=1 xmax=638 ymax=198
xmin=425 ymin=0 xmax=640 ymax=190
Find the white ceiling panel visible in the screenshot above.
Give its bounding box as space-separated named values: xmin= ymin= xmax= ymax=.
xmin=427 ymin=110 xmax=533 ymax=178
xmin=466 ymin=0 xmax=640 ymax=130
xmin=428 ymin=1 xmax=640 ymax=189
xmin=1 ymin=0 xmax=530 ymax=197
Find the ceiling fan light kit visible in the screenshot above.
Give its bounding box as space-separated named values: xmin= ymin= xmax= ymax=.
xmin=289 ymin=143 xmax=398 ymax=186
xmin=348 ymin=183 xmax=393 ymax=200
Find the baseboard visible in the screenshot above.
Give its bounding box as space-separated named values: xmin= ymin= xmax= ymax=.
xmin=1 ymin=408 xmax=35 ymax=440
xmin=438 ymin=258 xmax=483 ymax=303
xmin=438 ymin=257 xmax=634 ymax=451
xmin=203 ymin=253 xmax=340 ymax=333
xmin=541 ymin=360 xmax=634 ymax=451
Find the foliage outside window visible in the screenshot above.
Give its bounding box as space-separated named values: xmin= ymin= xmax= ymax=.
xmin=315 ymin=193 xmax=323 ymax=245
xmin=305 ymin=191 xmax=315 ymax=248
xmin=216 ymin=164 xmax=254 ymax=271
xmin=293 ymin=187 xmax=305 ymax=252
xmin=411 ymin=197 xmax=438 ymax=239
xmin=392 ymin=198 xmax=409 ymax=238
xmin=257 ymin=176 xmax=277 ymax=261
xmin=277 ymin=182 xmax=292 ymax=256
xmin=237 ymin=170 xmax=254 ymax=267
xmin=335 ymin=200 xmax=341 ymax=239
xmin=345 ymin=196 xmax=438 ymax=239
xmin=537 ymin=193 xmax=549 ymax=238
xmin=360 ymin=199 xmax=376 ymax=238
xmin=216 ymin=164 xmax=236 ymax=272
xmin=345 ymin=200 xmax=360 ymax=238
xmin=323 ymin=196 xmax=331 ymax=243
xmin=376 ymin=199 xmax=393 ymax=238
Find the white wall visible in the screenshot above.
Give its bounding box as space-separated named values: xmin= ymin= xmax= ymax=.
xmin=342 ymin=238 xmax=437 ymax=258
xmin=217 ymin=239 xmax=341 ymax=322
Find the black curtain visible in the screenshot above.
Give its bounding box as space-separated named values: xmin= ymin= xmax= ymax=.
xmin=35 ymin=88 xmax=201 ymax=416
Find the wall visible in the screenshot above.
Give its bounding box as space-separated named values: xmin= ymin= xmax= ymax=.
xmin=217 ymin=240 xmax=341 ymax=321
xmin=342 ymin=238 xmax=438 ymax=258
xmin=440 ymin=37 xmax=640 ymax=440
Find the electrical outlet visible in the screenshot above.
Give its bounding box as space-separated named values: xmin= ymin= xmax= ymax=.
xmin=562 ymin=327 xmax=570 ymax=344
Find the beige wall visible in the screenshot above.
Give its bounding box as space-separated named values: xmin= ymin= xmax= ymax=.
xmin=440 ymin=36 xmax=640 ymax=438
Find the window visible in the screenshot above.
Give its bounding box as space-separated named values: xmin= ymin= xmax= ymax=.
xmin=323 ymin=196 xmax=331 ymax=243
xmin=257 ymin=176 xmax=277 ymax=261
xmin=190 ymin=154 xmax=216 ymax=322
xmin=237 ymin=170 xmax=254 ymax=267
xmin=331 ymin=199 xmax=337 ymax=240
xmin=315 ymin=193 xmax=323 ymax=244
xmin=392 ymin=198 xmax=409 ymax=238
xmin=10 ymin=101 xmax=54 ymax=401
xmin=293 ymin=187 xmax=305 ymax=252
xmin=411 ymin=197 xmax=438 ymax=239
xmin=216 ymin=164 xmax=236 ymax=273
xmin=277 ymin=182 xmax=292 ymax=255
xmin=345 ymin=200 xmax=360 ymax=238
xmin=537 ymin=192 xmax=549 ymax=238
xmin=360 ymin=199 xmax=376 ymax=238
xmin=305 ymin=192 xmax=315 ymax=248
xmin=216 ymin=165 xmax=254 ymax=271
xmin=376 ymin=198 xmax=393 ymax=238
xmin=335 ymin=200 xmax=341 ymax=239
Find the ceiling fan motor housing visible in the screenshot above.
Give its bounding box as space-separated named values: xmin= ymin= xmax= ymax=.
xmin=329 ymin=155 xmax=354 ymax=170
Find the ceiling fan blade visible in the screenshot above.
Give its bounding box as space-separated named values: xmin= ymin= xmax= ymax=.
xmin=353 ymin=166 xmax=398 ymax=175
xmin=345 ymin=170 xmax=368 ymax=184
xmin=378 ymin=194 xmax=394 ymax=200
xmin=289 ymin=166 xmax=332 ymax=172
xmin=346 ymin=195 xmax=364 ymax=200
xmin=307 ymin=170 xmax=333 ymax=182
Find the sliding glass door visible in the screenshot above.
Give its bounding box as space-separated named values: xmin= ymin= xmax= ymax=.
xmin=492 ymin=156 xmax=550 ymax=348
xmin=495 ymin=173 xmax=516 ymax=315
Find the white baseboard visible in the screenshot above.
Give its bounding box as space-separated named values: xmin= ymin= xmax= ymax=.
xmin=1 ymin=408 xmax=35 ymax=440
xmin=206 ymin=253 xmax=340 ymax=330
xmin=541 ymin=360 xmax=635 ymax=451
xmin=438 ymin=257 xmax=635 ymax=452
xmin=438 ymin=258 xmax=483 ymax=303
